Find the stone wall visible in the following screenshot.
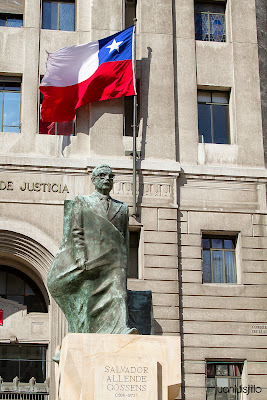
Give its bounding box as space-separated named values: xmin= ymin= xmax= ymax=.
xmin=255 ymin=0 xmax=267 ymax=167
xmin=178 ymin=174 xmax=267 ymax=399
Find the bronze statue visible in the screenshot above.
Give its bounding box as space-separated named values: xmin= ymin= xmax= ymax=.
xmin=48 ymin=164 xmax=137 ymax=335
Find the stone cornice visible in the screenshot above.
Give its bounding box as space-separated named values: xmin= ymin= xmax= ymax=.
xmin=0 ymin=155 xmax=266 ymax=181
xmin=181 ymin=164 xmax=267 ymax=181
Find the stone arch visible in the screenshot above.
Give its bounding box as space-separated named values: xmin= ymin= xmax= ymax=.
xmin=0 ymin=230 xmax=55 ymax=305
xmin=0 ymin=229 xmax=68 ymax=397
xmin=0 ymin=219 xmax=58 ymax=258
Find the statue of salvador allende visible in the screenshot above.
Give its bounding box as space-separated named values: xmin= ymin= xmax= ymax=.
xmin=47 ymin=164 xmax=138 ymax=338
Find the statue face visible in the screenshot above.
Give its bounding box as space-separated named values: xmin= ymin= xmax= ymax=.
xmin=92 ymin=166 xmax=114 ymax=195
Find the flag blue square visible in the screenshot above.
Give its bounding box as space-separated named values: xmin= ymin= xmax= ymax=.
xmin=98 ymin=26 xmax=134 ymax=65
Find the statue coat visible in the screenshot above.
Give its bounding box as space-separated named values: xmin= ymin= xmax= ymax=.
xmin=47 ymin=192 xmax=131 ymax=334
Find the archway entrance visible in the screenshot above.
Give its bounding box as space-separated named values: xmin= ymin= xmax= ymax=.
xmin=0 ymin=230 xmax=53 ymax=399
xmin=0 ymin=265 xmax=47 ymax=313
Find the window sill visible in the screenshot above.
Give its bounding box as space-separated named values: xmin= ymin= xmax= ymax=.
xmin=195 ymin=40 xmax=228 ymax=45
xmin=202 ymin=282 xmax=243 ymax=286
xmin=41 ymin=28 xmax=75 ymax=32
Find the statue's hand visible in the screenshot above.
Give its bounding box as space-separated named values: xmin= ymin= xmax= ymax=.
xmin=76 ymin=258 xmax=86 ymax=270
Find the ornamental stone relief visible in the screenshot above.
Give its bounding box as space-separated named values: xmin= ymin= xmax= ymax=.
xmin=112 ymin=181 xmax=172 ymax=198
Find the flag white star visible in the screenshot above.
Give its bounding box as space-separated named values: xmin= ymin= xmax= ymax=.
xmin=106 ymin=39 xmax=123 ymax=54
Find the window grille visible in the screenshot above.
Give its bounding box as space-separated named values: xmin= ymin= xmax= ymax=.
xmin=195 ymin=1 xmax=226 ymax=42
xmin=0 ymin=394 xmax=48 ymax=400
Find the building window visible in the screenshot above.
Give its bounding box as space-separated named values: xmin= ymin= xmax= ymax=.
xmin=125 ymin=0 xmax=136 ymax=29
xmin=0 ymin=345 xmax=47 ymax=383
xmin=198 ymin=90 xmax=229 ymax=144
xmin=0 ymin=13 xmax=23 ymax=27
xmin=206 ymin=362 xmax=243 ymax=400
xmin=0 ymin=78 xmax=21 ymax=133
xmin=202 ymin=235 xmax=237 ymax=283
xmin=42 ymin=0 xmax=75 ymax=31
xmin=128 ymin=230 xmax=139 ymax=278
xmin=0 ymin=265 xmax=47 ymax=312
xmin=195 ymin=1 xmax=226 ymax=42
xmin=0 ymin=0 xmax=24 ymax=27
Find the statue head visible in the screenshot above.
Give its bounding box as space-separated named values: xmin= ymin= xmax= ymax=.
xmin=91 ymin=164 xmax=115 ymax=195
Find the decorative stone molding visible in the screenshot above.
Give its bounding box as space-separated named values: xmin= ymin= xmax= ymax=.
xmin=0 ymin=230 xmax=53 ymax=277
xmin=112 ymin=180 xmax=173 ymax=200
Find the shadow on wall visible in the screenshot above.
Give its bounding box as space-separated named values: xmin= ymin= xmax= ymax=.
xmin=139 ymin=47 xmax=152 ymax=163
xmin=0 ymin=297 xmax=27 ymax=321
xmin=135 ymin=47 xmax=153 ymax=208
xmin=154 ymin=320 xmax=163 ymax=335
xmin=62 ymin=135 xmax=71 ymax=155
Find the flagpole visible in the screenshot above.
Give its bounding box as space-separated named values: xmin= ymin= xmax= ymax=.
xmin=132 ymin=19 xmax=138 ymax=217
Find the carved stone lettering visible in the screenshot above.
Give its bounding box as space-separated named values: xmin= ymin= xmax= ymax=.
xmin=0 ymin=181 xmax=13 ymax=190
xmin=94 ymin=357 xmax=157 ymax=400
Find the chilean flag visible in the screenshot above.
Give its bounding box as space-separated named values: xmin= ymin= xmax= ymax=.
xmin=40 ymin=26 xmax=136 ymax=122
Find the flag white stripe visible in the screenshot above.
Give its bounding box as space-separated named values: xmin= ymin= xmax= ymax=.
xmin=40 ymin=40 xmax=100 ymax=87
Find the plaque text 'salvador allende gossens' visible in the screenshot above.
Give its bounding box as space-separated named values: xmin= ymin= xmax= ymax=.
xmin=104 ymin=365 xmax=149 ymax=392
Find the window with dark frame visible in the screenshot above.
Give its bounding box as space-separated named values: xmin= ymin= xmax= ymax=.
xmin=195 ymin=1 xmax=226 ymax=42
xmin=206 ymin=362 xmax=243 ymax=400
xmin=0 ymin=344 xmax=47 ymax=383
xmin=202 ymin=235 xmax=237 ymax=283
xmin=0 ymin=0 xmax=24 ymax=27
xmin=128 ymin=230 xmax=139 ymax=279
xmin=125 ymin=0 xmax=136 ymax=29
xmin=42 ymin=0 xmax=75 ymax=31
xmin=0 ymin=77 xmax=21 ymax=133
xmin=198 ymin=90 xmax=230 ymax=144
xmin=0 ymin=13 xmax=23 ymax=27
xmin=0 ymin=265 xmax=47 ymax=313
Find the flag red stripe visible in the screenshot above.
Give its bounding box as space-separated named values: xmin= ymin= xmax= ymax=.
xmin=40 ymin=60 xmax=135 ymax=122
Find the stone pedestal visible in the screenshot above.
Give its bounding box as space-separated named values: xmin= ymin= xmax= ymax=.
xmin=56 ymin=333 xmax=181 ymax=400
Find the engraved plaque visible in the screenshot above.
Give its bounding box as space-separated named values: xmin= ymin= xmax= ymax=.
xmin=94 ymin=357 xmax=157 ymax=400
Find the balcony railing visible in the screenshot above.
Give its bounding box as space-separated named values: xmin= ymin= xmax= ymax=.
xmin=0 ymin=376 xmax=49 ymax=400
xmin=0 ymin=394 xmax=48 ymax=400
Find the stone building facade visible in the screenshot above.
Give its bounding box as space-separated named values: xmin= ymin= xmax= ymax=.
xmin=0 ymin=0 xmax=266 ymax=399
